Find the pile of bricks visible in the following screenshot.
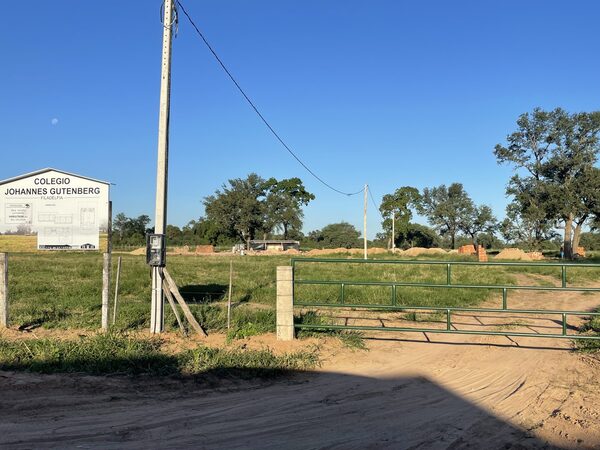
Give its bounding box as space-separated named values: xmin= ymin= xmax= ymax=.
xmin=477 ymin=245 xmax=488 ymax=262
xmin=458 ymin=244 xmax=476 ymax=255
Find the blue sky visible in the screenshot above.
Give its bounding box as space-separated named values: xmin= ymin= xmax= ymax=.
xmin=2 ymin=1 xmax=599 ymax=238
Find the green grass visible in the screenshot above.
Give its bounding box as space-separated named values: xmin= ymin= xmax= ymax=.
xmin=576 ymin=309 xmax=600 ymax=352
xmin=0 ymin=333 xmax=319 ymax=377
xmin=180 ymin=345 xmax=320 ymax=378
xmin=501 ymin=261 xmax=600 ymax=286
xmin=295 ymin=311 xmax=367 ymax=349
xmin=6 ymin=252 xmax=600 ymax=336
xmin=7 ymin=253 xmax=288 ymax=331
xmin=294 ymin=257 xmax=517 ymax=309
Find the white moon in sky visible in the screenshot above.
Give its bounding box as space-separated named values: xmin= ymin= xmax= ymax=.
xmin=51 ymin=118 xmax=59 ymax=126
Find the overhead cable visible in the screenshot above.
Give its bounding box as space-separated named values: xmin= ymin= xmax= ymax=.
xmin=175 ymin=0 xmax=364 ymax=196
xmin=367 ymin=185 xmax=385 ymax=220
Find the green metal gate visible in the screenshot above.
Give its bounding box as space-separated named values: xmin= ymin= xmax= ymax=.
xmin=291 ymin=258 xmax=600 ymax=341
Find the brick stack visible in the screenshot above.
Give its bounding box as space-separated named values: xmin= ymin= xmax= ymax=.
xmin=458 ymin=244 xmax=476 ymax=255
xmin=477 ymin=245 xmax=488 ymax=262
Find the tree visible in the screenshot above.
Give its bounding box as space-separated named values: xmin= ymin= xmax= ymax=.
xmin=112 ymin=213 xmax=151 ymax=245
xmin=579 ymin=231 xmax=600 ymax=251
xmin=476 ymin=232 xmax=504 ymax=250
xmin=394 ymin=223 xmax=440 ymax=249
xmin=113 ymin=213 xmax=129 ymax=240
xmin=417 ymin=183 xmax=473 ymax=249
xmin=204 ymin=174 xmax=268 ymax=247
xmin=378 ymin=186 xmax=421 ymax=248
xmin=542 ymin=112 xmax=600 ymax=257
xmin=500 ymin=201 xmax=557 ymax=250
xmin=263 ymin=177 xmax=315 ymax=239
xmin=182 ymin=217 xmax=232 ymax=246
xmin=494 ymin=107 xmax=564 ymax=249
xmin=165 ymin=224 xmax=183 ymax=245
xmin=459 ymin=205 xmax=497 ymax=248
xmin=308 ymin=222 xmax=361 ymax=248
xmin=494 ymin=108 xmax=564 ymax=181
xmin=503 ymin=177 xmax=555 ymax=249
xmin=495 ymin=108 xmax=600 ymax=258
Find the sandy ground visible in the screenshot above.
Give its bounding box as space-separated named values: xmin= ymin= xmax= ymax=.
xmin=1 ymin=276 xmax=600 ymax=449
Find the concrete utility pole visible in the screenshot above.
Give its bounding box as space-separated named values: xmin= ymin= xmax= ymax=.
xmin=151 ymin=0 xmax=175 ymax=334
xmin=363 ymin=184 xmax=368 ymax=260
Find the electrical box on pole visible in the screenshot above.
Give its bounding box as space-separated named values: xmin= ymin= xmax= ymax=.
xmin=146 ymin=233 xmax=166 ymax=267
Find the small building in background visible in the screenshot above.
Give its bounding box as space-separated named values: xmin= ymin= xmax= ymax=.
xmin=249 ymin=239 xmax=300 ymax=252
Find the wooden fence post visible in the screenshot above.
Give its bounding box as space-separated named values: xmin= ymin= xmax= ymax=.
xmin=112 ymin=256 xmax=122 ymax=325
xmin=101 ymin=252 xmax=111 ymax=331
xmin=0 ymin=253 xmax=7 ymax=327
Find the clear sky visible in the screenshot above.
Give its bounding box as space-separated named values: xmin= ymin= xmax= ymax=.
xmin=2 ymin=1 xmax=599 ymax=238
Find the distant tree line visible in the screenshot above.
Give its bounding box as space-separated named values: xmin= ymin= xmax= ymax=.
xmin=112 ymin=174 xmax=316 ymax=248
xmin=375 ymin=184 xmax=498 ymax=251
xmin=374 ymin=108 xmax=600 ymax=258
xmin=111 ymin=108 xmax=600 ymax=257
xmin=112 ymin=213 xmax=152 ymax=246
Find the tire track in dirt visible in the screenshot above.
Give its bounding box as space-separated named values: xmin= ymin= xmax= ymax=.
xmin=1 ymin=275 xmax=600 ymax=448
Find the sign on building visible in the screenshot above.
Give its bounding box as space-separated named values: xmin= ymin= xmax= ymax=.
xmin=0 ymin=168 xmax=110 ymax=250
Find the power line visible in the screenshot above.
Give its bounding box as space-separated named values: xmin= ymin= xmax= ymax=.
xmin=175 ymin=0 xmax=364 ymax=197
xmin=367 ymin=184 xmax=385 ymax=220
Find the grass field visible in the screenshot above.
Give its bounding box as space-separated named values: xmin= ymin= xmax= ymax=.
xmin=0 ymin=234 xmax=109 ymax=253
xmin=6 ymin=252 xmax=287 ymax=332
xmin=2 ymin=250 xmax=599 ymax=335
xmin=5 ymin=251 xmax=600 ymax=332
xmin=294 ymin=255 xmax=516 ymax=308
xmin=2 ymin=251 xmax=600 ymax=375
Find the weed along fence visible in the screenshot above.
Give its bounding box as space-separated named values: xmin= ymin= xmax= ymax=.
xmin=275 ymin=258 xmax=600 ymax=342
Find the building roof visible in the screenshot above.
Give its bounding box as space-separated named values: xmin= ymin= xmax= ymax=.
xmin=0 ymin=168 xmax=110 ymax=186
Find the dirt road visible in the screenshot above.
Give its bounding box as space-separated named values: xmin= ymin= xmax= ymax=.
xmin=1 ymin=337 xmax=599 ymax=449
xmin=1 ymin=275 xmax=600 ymax=449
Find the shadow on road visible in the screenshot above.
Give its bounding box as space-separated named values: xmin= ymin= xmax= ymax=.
xmin=0 ymin=366 xmax=560 ymax=449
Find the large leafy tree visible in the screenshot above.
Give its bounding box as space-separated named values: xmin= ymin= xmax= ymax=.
xmin=308 ymin=222 xmax=361 ymax=248
xmin=263 ymin=177 xmax=315 ymax=239
xmin=459 ymin=205 xmax=498 ymax=248
xmin=203 ymin=174 xmax=314 ymax=246
xmin=500 ymin=201 xmax=557 ymax=249
xmin=494 ymin=107 xmax=564 ymax=250
xmin=502 ymin=177 xmax=555 ymax=250
xmin=113 ymin=213 xmax=151 ymax=244
xmin=542 ymin=112 xmax=600 ymax=256
xmin=378 ymin=186 xmax=421 ymax=247
xmin=494 ymin=108 xmax=564 ymax=180
xmin=417 ymin=183 xmax=473 ymax=249
xmin=204 ymin=173 xmax=268 ymax=246
xmin=394 ymin=223 xmax=440 ymax=249
xmin=182 ymin=217 xmax=230 ymax=245
xmin=495 ymin=108 xmax=600 ymax=257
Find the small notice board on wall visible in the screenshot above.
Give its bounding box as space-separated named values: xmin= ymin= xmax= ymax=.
xmin=0 ymin=168 xmax=110 ymax=251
